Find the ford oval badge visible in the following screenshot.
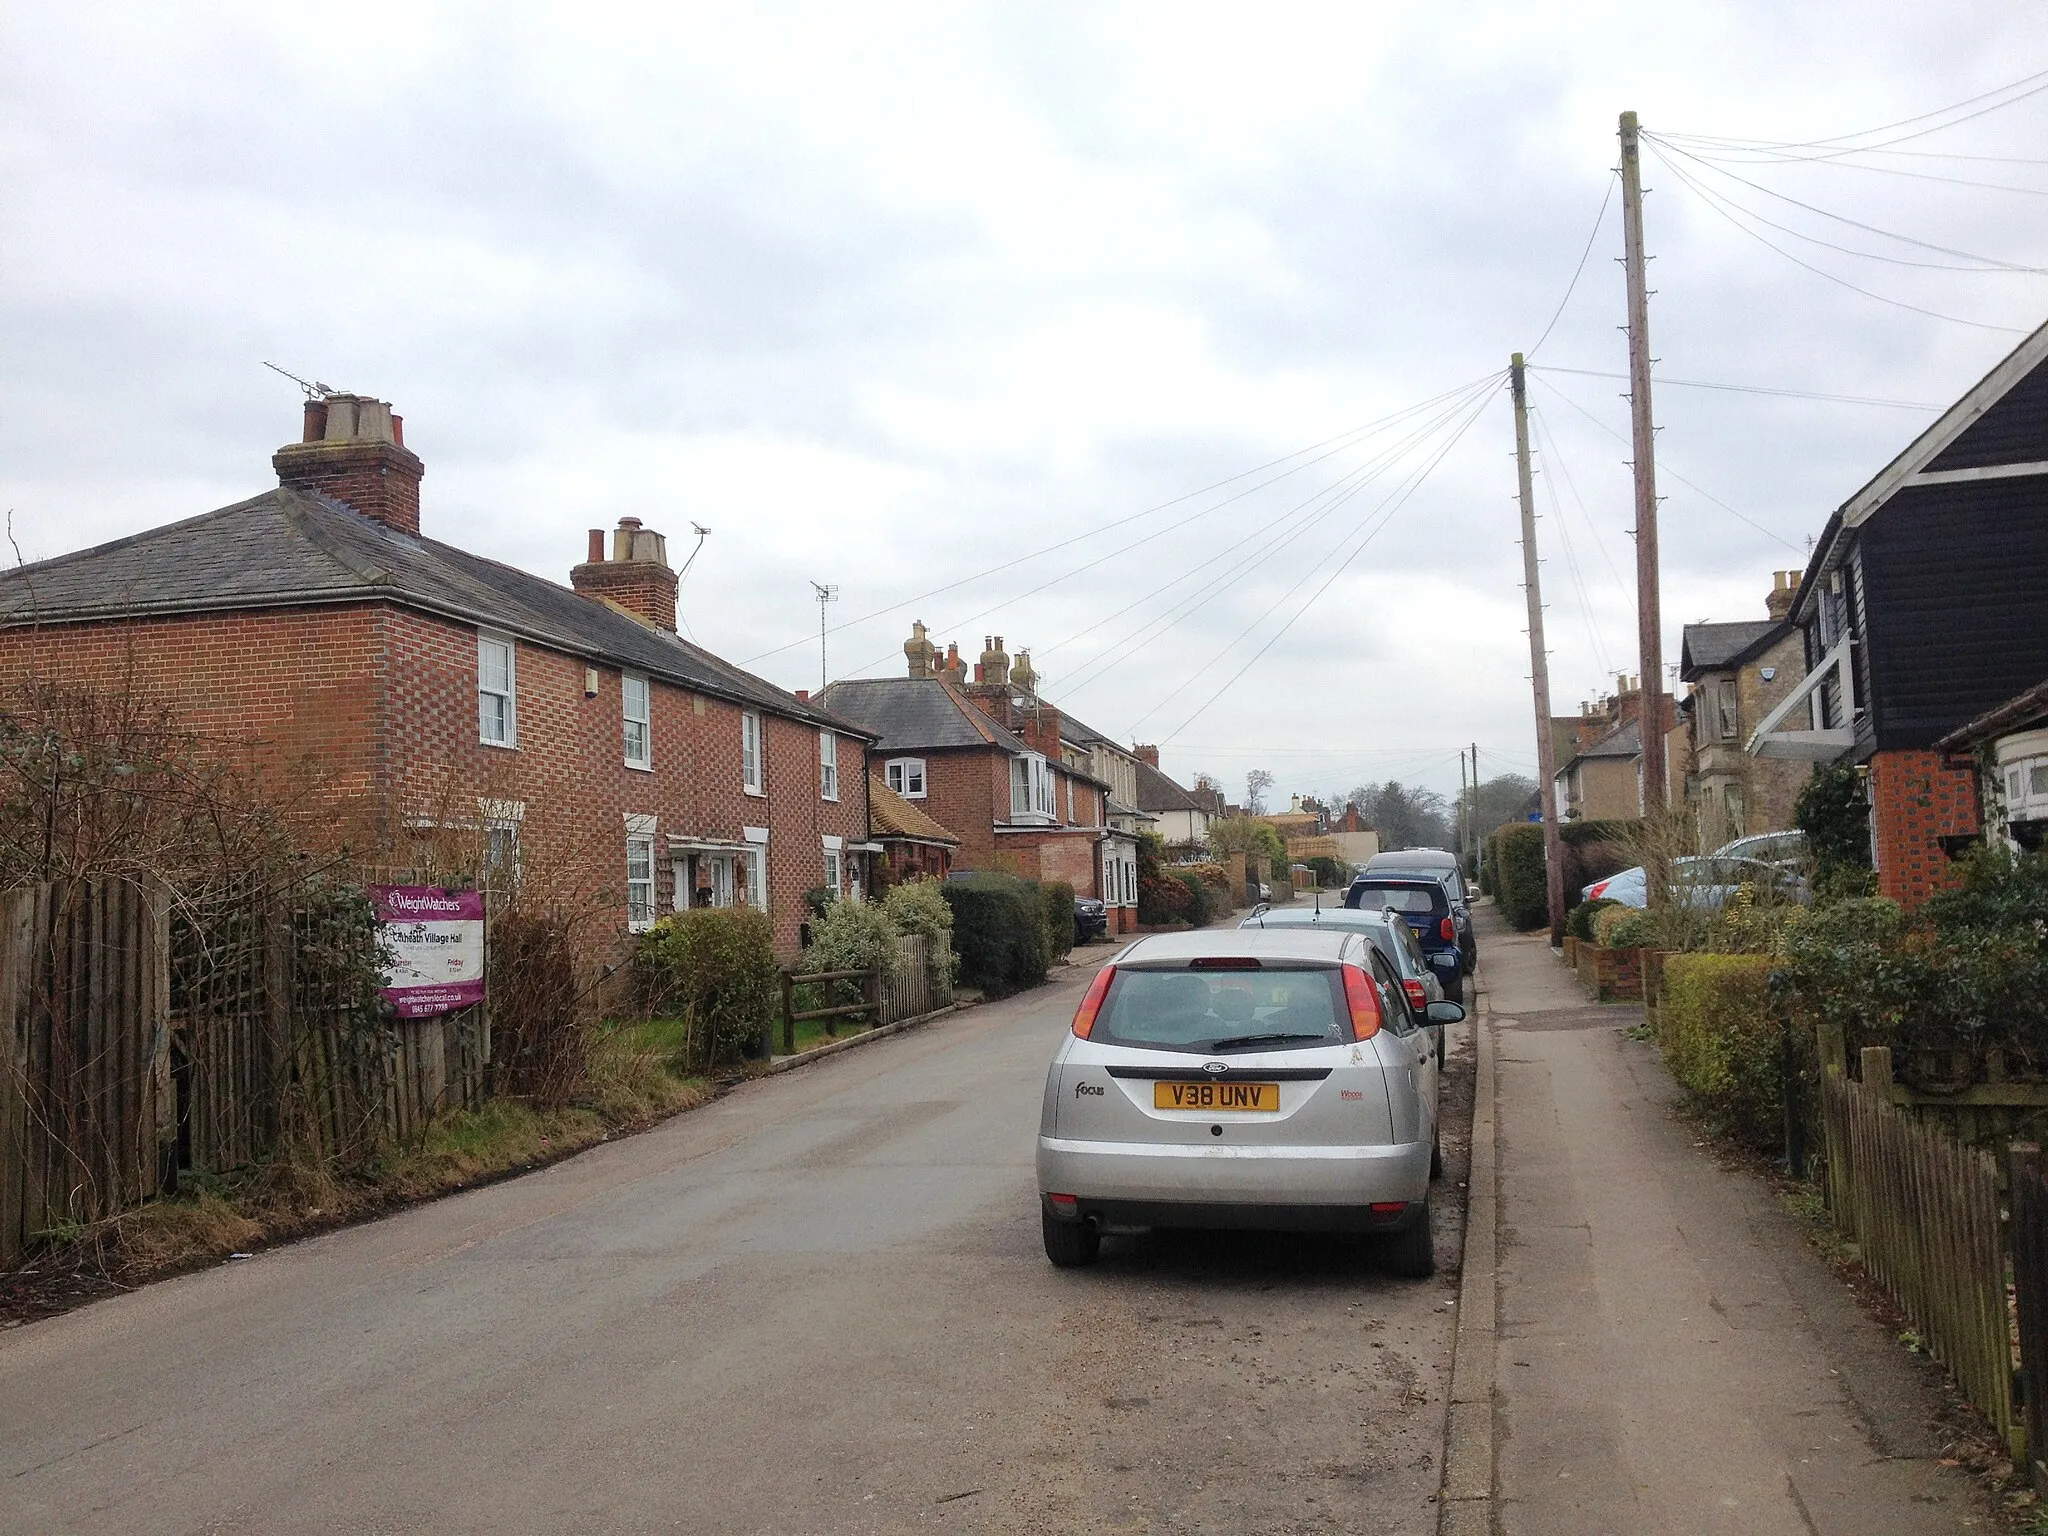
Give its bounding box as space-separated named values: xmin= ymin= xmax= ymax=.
xmin=1203 ymin=1060 xmax=1229 ymax=1076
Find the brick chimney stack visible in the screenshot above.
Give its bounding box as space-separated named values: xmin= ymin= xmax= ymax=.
xmin=1135 ymin=744 xmax=1160 ymax=767
xmin=1765 ymin=569 xmax=1802 ymax=622
xmin=904 ymin=620 xmax=936 ymax=679
xmin=274 ymin=394 xmax=425 ymax=536
xmin=939 ymin=641 xmax=965 ymax=685
xmin=571 ymin=516 xmax=680 ymax=631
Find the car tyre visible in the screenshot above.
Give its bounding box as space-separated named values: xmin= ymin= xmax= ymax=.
xmin=1430 ymin=1128 xmax=1444 ymax=1181
xmin=1042 ymin=1209 xmax=1101 ymax=1268
xmin=1381 ymin=1196 xmax=1435 ymax=1278
xmin=1441 ymin=972 xmax=1465 ymax=1008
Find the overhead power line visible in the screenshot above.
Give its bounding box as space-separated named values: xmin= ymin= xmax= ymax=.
xmin=1527 ymin=173 xmax=1618 ymax=358
xmin=1532 ymin=363 xmax=1941 ymax=410
xmin=1657 ymin=67 xmax=2048 ymax=156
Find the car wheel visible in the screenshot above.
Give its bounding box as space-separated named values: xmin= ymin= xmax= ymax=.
xmin=1381 ymin=1195 xmax=1435 ymax=1278
xmin=1441 ymin=972 xmax=1464 ymax=1008
xmin=1430 ymin=1128 xmax=1444 ymax=1181
xmin=1042 ymin=1208 xmax=1101 ymax=1268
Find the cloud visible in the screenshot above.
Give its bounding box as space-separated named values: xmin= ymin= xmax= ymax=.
xmin=4 ymin=0 xmax=2047 ymax=805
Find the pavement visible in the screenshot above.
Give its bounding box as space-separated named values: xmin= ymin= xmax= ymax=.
xmin=2 ymin=955 xmax=1470 ymax=1536
xmin=1471 ymin=903 xmax=1994 ymax=1535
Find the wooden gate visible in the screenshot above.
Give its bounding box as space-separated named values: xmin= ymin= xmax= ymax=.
xmin=0 ymin=878 xmax=170 ymax=1268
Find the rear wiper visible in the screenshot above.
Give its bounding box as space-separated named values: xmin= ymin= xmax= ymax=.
xmin=1208 ymin=1032 xmax=1329 ymax=1051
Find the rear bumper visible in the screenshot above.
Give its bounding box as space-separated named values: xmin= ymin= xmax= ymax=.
xmin=1037 ymin=1134 xmax=1430 ymax=1221
xmin=1047 ymin=1193 xmax=1425 ymax=1234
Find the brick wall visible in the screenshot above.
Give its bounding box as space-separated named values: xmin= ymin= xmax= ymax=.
xmin=2 ymin=603 xmax=867 ymax=958
xmin=1869 ymin=747 xmax=1980 ymax=908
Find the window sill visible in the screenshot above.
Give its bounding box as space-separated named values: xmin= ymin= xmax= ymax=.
xmin=625 ymin=760 xmax=654 ymax=773
xmin=821 ymin=793 xmax=840 ymax=803
xmin=744 ymin=785 xmax=767 ymax=798
xmin=480 ymin=738 xmax=519 ymax=751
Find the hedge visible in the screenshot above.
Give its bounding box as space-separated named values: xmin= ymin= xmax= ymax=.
xmin=1042 ymin=879 xmax=1076 ymax=965
xmin=1176 ymin=872 xmax=1213 ymax=927
xmin=1658 ymin=954 xmax=1786 ymax=1147
xmin=942 ymin=872 xmax=1049 ymax=998
xmin=1492 ymin=819 xmax=1641 ymax=932
xmin=633 ymin=907 xmax=779 ymax=1066
xmin=1565 ymin=897 xmax=1619 ymax=943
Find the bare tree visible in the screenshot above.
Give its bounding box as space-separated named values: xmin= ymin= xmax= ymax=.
xmin=1245 ymin=768 xmax=1275 ymax=816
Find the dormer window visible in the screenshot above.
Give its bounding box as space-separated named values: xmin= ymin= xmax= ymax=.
xmin=885 ymin=757 xmax=927 ymax=799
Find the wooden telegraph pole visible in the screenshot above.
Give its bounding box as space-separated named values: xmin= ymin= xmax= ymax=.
xmin=1619 ymin=110 xmax=1667 ymax=811
xmin=1512 ymin=354 xmax=1567 ymax=943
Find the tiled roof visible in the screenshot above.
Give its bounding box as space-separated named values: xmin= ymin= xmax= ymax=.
xmin=868 ymin=778 xmax=961 ymax=845
xmin=1577 ymin=720 xmax=1643 ymax=760
xmin=1680 ymin=620 xmax=1787 ymax=679
xmin=818 ymin=676 xmax=1032 ymax=754
xmin=0 ymin=487 xmax=871 ymax=735
xmin=1936 ymin=674 xmax=2048 ymax=751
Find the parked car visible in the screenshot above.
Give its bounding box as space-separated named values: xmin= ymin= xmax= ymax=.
xmin=1073 ymin=896 xmax=1109 ymax=945
xmin=1711 ymin=830 xmax=1811 ymax=873
xmin=1240 ymin=905 xmax=1447 ymax=1063
xmin=1581 ymin=856 xmax=1812 ymax=911
xmin=1035 ymin=926 xmax=1463 ymax=1275
xmin=1342 ymin=876 xmax=1467 ymax=1006
xmin=1363 ymin=849 xmax=1475 ymax=972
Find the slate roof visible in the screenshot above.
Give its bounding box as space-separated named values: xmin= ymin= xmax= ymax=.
xmin=1576 ymin=720 xmax=1642 ymax=760
xmin=868 ymin=778 xmax=960 ymax=845
xmin=816 ymin=676 xmax=1032 ymax=754
xmin=0 ymin=487 xmax=871 ymax=735
xmin=1679 ymin=620 xmax=1787 ymax=679
xmin=1135 ymin=757 xmax=1203 ymax=813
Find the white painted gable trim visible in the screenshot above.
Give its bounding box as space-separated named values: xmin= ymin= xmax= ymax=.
xmin=1907 ymin=460 xmax=2048 ymax=487
xmin=1839 ymin=317 xmax=2048 ymax=532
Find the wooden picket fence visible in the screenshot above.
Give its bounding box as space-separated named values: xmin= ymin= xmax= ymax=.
xmin=776 ymin=934 xmax=951 ymax=1055
xmin=1820 ymin=1047 xmax=2017 ymax=1454
xmin=2012 ymin=1146 xmax=2048 ymax=1494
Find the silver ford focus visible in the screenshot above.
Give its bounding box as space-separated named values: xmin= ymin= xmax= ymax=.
xmin=1035 ymin=927 xmax=1461 ymax=1276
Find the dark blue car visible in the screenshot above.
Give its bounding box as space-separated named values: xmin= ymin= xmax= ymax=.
xmin=1343 ymin=876 xmax=1465 ymax=1006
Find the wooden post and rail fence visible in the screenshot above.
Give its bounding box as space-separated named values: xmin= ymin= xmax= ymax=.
xmin=775 ymin=933 xmax=946 ymax=1055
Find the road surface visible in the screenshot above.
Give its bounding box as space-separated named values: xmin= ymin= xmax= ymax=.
xmin=2 ymin=958 xmax=1468 ymax=1535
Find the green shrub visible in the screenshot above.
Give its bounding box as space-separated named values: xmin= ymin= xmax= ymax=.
xmin=632 ymin=907 xmax=778 ymax=1067
xmin=1602 ymin=909 xmax=1657 ymax=949
xmin=1492 ymin=823 xmax=1547 ymax=930
xmin=801 ymin=897 xmax=904 ymax=982
xmin=883 ymin=877 xmax=956 ymax=984
xmin=1566 ymin=897 xmax=1619 ymax=943
xmin=1659 ymin=954 xmax=1787 ymax=1147
xmin=1176 ymin=872 xmax=1213 ymax=927
xmin=942 ymin=872 xmax=1049 ymax=997
xmin=1042 ymin=880 xmax=1076 ymax=964
xmin=1795 ymin=760 xmax=1873 ymax=895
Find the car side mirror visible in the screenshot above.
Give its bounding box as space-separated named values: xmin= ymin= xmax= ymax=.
xmin=1426 ymin=1001 xmax=1466 ymax=1024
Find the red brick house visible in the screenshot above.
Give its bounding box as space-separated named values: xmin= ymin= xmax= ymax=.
xmin=1750 ymin=317 xmax=2048 ymax=905
xmin=868 ymin=777 xmax=960 ymax=882
xmin=818 ymin=629 xmax=1112 ymax=896
xmin=0 ymin=393 xmax=875 ymax=955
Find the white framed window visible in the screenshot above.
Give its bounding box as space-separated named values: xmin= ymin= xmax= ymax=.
xmin=885 ymin=757 xmax=927 ymax=798
xmin=819 ymin=729 xmax=839 ymax=801
xmin=744 ymin=826 xmax=769 ymax=912
xmin=626 ymin=833 xmax=655 ymax=931
xmin=1011 ymin=753 xmax=1055 ymax=819
xmin=822 ymin=848 xmax=842 ymax=898
xmin=623 ymin=674 xmax=651 ymax=769
xmin=742 ymin=710 xmax=765 ymax=795
xmin=478 ymin=633 xmax=517 ymax=747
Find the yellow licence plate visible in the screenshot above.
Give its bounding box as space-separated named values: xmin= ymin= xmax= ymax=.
xmin=1153 ymin=1081 xmax=1281 ymax=1112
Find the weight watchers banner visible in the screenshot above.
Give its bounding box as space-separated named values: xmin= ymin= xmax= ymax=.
xmin=371 ymin=885 xmax=485 ymax=1018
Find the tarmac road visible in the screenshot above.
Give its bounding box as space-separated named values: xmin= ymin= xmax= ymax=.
xmin=1 ymin=957 xmax=1468 ymax=1536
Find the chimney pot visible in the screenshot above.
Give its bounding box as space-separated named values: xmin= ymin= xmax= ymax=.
xmin=572 ymin=517 xmax=680 ymax=630
xmin=274 ymin=393 xmax=423 ymax=536
xmin=587 ymin=529 xmax=605 ymax=563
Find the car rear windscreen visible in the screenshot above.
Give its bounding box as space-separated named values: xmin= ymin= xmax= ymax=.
xmin=1349 ymin=885 xmax=1441 ymax=914
xmin=1092 ymin=968 xmax=1349 ymax=1053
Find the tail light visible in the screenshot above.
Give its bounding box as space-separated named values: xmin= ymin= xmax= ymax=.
xmin=1071 ymin=966 xmax=1115 ymax=1039
xmin=1586 ymin=879 xmax=1609 ymax=900
xmin=1440 ymin=917 xmax=1457 ymax=942
xmin=1402 ymin=978 xmax=1427 ymax=1011
xmin=1339 ymin=963 xmax=1383 ymax=1041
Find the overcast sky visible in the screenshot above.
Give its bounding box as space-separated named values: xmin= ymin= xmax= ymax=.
xmin=7 ymin=3 xmax=2048 ymax=807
